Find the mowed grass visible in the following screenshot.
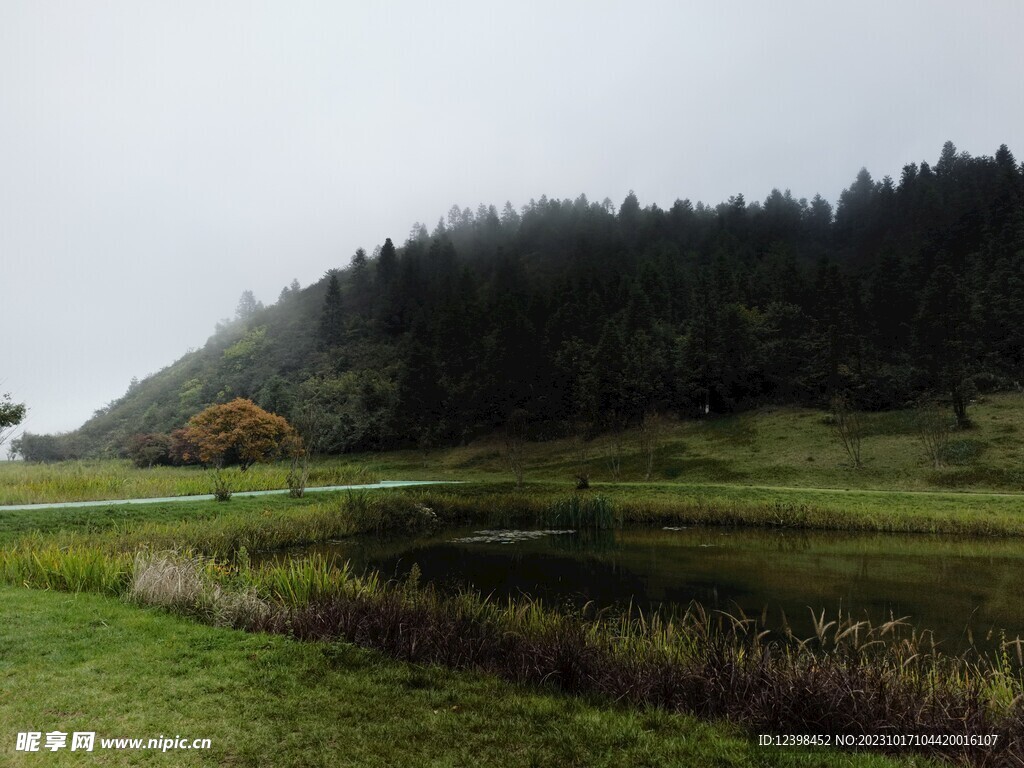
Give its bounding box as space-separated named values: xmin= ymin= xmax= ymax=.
xmin=0 ymin=586 xmax=930 ymax=768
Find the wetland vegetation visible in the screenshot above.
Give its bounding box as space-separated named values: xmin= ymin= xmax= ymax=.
xmin=1 ymin=469 xmax=1023 ymax=765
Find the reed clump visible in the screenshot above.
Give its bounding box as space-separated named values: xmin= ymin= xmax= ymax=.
xmin=543 ymin=495 xmax=619 ymax=529
xmin=127 ymin=550 xmax=271 ymax=628
xmin=0 ymin=541 xmax=131 ymax=595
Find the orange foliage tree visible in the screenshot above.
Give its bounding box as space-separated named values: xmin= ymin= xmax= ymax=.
xmin=181 ymin=398 xmax=301 ymax=470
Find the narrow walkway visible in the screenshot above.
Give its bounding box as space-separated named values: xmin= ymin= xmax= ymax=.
xmin=0 ymin=480 xmax=461 ymax=512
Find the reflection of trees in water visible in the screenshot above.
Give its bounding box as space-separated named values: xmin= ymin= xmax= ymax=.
xmin=545 ymin=527 xmax=619 ymax=554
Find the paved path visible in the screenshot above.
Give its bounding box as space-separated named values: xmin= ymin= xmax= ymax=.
xmin=0 ymin=480 xmax=461 ymax=512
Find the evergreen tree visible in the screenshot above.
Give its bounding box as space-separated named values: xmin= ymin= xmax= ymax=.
xmin=319 ymin=272 xmax=344 ymax=348
xmin=376 ymin=237 xmax=398 ymax=286
xmin=235 ymin=290 xmax=263 ymax=322
xmin=914 ymin=259 xmax=976 ymax=426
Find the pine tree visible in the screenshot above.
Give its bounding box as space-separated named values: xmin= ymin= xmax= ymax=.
xmin=319 ymin=272 xmax=344 ymax=348
xmin=914 ymin=259 xmax=976 ymax=427
xmin=235 ymin=290 xmax=262 ymax=322
xmin=376 ymin=237 xmax=398 ymax=286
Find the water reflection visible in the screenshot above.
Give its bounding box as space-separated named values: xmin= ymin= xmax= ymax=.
xmin=261 ymin=525 xmax=1024 ymax=651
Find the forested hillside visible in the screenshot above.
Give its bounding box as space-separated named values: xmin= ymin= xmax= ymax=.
xmin=17 ymin=141 xmax=1024 ymax=461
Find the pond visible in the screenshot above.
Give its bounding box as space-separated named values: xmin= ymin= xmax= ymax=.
xmin=264 ymin=525 xmax=1024 ymax=652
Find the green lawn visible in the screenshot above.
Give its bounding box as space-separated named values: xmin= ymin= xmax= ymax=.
xmin=0 ymin=586 xmax=929 ymax=768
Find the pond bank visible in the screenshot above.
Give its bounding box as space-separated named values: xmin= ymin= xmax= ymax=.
xmin=260 ymin=523 xmax=1024 ymax=652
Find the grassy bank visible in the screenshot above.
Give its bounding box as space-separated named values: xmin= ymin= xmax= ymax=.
xmin=413 ymin=483 xmax=1024 ymax=536
xmin=4 ymin=585 xmax=910 ymax=768
xmin=5 ymin=480 xmax=1024 ymax=555
xmin=360 ymin=392 xmax=1024 ymax=492
xmin=0 ymin=559 xmax=976 ymax=768
xmin=0 ymin=532 xmax=1019 ymax=766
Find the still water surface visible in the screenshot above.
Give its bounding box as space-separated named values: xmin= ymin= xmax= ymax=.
xmin=267 ymin=526 xmax=1024 ymax=650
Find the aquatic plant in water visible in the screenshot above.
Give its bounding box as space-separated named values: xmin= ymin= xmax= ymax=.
xmin=451 ymin=529 xmax=576 ymax=544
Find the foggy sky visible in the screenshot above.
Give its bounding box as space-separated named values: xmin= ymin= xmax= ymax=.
xmin=2 ymin=1 xmax=1022 ymax=437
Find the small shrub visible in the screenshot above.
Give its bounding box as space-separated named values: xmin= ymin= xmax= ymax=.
xmin=503 ymin=409 xmax=528 ymax=487
xmin=830 ymin=396 xmax=864 ymax=469
xmin=916 ymin=406 xmax=953 ymax=469
xmin=211 ymin=469 xmax=232 ymax=502
xmin=286 ymin=454 xmax=307 ymax=498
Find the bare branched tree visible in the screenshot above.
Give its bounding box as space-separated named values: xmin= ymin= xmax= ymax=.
xmin=830 ymin=396 xmax=864 ymax=469
xmin=287 ymin=400 xmax=327 ymax=498
xmin=603 ymin=410 xmax=625 ymax=481
xmin=504 ymin=409 xmax=529 ymax=488
xmin=572 ymin=426 xmax=592 ymax=489
xmin=605 ymin=430 xmax=623 ymax=481
xmin=916 ymin=405 xmax=951 ymax=469
xmin=637 ymin=411 xmax=665 ymax=481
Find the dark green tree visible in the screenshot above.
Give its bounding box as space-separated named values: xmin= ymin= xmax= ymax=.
xmin=914 ymin=260 xmax=976 ymax=427
xmin=376 ymin=237 xmax=398 ymax=286
xmin=318 ymin=272 xmax=345 ymax=348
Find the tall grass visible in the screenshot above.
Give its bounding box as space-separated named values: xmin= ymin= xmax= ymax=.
xmin=110 ymin=500 xmax=358 ymax=555
xmin=0 ymin=459 xmax=379 ymax=505
xmin=413 ymin=487 xmax=1024 ymax=537
xmin=244 ymin=552 xmax=381 ymax=606
xmin=0 ymin=540 xmax=131 ymax=595
xmin=127 ymin=550 xmax=270 ymax=627
xmin=543 ymin=495 xmax=619 ymax=529
xmin=68 ymin=493 xmax=447 ymax=557
xmin=342 ymin=491 xmax=440 ymax=534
